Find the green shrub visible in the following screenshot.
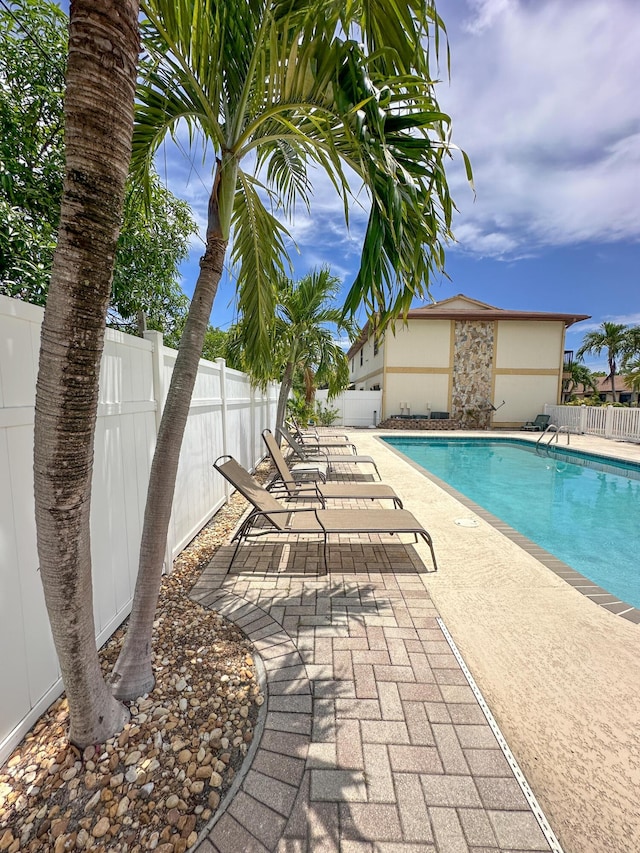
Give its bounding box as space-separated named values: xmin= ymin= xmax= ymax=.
xmin=315 ymin=401 xmax=340 ymax=425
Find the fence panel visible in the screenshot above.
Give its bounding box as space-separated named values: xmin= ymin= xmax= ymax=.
xmin=610 ymin=406 xmax=640 ymax=441
xmin=0 ymin=294 xmax=275 ymax=764
xmin=544 ymin=402 xmax=640 ymax=442
xmin=585 ymin=407 xmax=607 ymax=436
xmin=316 ymin=389 xmax=382 ymax=427
xmin=0 ymin=299 xmax=158 ymax=761
xmin=543 ymin=404 xmax=580 ymax=432
xmin=164 ymin=352 xmax=225 ymax=562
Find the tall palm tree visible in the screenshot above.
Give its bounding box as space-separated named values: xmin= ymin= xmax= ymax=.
xmin=33 ymin=0 xmax=139 ymax=746
xmin=111 ymin=0 xmax=464 ymax=699
xmin=577 ymin=322 xmax=629 ymax=402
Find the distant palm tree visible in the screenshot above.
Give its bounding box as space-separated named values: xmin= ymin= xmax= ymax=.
xmin=563 ymin=361 xmax=598 ymax=400
xmin=622 ymin=327 xmax=640 ymax=369
xmin=577 ymin=322 xmax=629 ymax=402
xmin=623 ymin=358 xmax=640 ymax=404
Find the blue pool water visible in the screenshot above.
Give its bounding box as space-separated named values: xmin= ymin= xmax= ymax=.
xmin=383 ymin=437 xmax=640 ymax=608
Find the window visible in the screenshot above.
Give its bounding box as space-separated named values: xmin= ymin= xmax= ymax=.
xmin=360 ymin=348 xmax=363 ymax=367
xmin=373 ymin=337 xmax=378 ymax=356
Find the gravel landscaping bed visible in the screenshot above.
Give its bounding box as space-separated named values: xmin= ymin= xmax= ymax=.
xmin=0 ymin=470 xmax=267 ymax=853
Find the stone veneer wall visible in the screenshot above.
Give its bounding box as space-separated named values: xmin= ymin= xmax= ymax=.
xmin=377 ymin=417 xmax=460 ymax=430
xmin=451 ymin=320 xmax=494 ymax=429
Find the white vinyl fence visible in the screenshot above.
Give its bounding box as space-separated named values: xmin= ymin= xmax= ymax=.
xmin=544 ymin=403 xmax=640 ymax=443
xmin=0 ymin=295 xmax=277 ymax=763
xmin=315 ymin=389 xmax=383 ymax=427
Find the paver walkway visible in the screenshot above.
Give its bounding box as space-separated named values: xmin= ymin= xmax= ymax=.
xmin=190 ymin=533 xmax=558 ymax=853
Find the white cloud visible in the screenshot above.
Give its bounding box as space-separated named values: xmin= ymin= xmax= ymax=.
xmin=442 ymin=0 xmax=640 ymax=257
xmin=463 ymin=0 xmax=516 ymax=34
xmin=573 ymin=312 xmax=640 ymax=334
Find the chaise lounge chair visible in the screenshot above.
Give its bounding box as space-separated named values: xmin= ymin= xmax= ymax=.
xmin=285 ymin=422 xmax=357 ymax=453
xmin=277 ymin=426 xmax=381 ymax=480
xmin=521 ymin=414 xmax=551 ymax=432
xmin=262 ymin=429 xmax=403 ymax=507
xmin=213 ymin=456 xmax=437 ymax=571
xmin=289 ymin=417 xmax=349 ymax=442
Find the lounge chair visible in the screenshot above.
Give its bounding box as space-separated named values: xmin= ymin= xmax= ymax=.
xmin=522 ymin=414 xmax=551 ymax=432
xmin=213 ymin=456 xmax=437 ymax=571
xmin=262 ymin=429 xmax=403 ymax=507
xmin=285 ymin=421 xmax=357 ymax=453
xmin=277 ymin=426 xmax=381 ymax=480
xmin=289 ymin=418 xmax=349 ymax=442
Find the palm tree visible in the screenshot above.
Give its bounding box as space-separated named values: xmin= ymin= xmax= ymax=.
xmin=232 ymin=267 xmax=357 ymax=437
xmin=622 ymin=327 xmax=640 ymax=366
xmin=33 ymin=0 xmax=139 ymax=746
xmin=563 ymin=361 xmax=598 ymax=401
xmin=111 ymin=0 xmax=464 ymax=699
xmin=577 ymin=322 xmax=629 ymax=402
xmin=623 ymin=358 xmax=640 ymax=404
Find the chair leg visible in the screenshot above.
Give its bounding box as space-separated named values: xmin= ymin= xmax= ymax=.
xmin=227 ymin=535 xmax=243 ymax=572
xmin=420 ymin=532 xmax=438 ymax=572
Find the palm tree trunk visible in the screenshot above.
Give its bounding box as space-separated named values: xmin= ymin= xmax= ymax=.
xmin=111 ymin=179 xmax=228 ymax=700
xmin=33 ymin=0 xmax=139 ymax=747
xmin=275 ymin=361 xmax=294 ymax=445
xmin=610 ymin=362 xmax=617 ymax=402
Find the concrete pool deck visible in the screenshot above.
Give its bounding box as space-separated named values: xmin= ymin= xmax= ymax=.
xmin=354 ymin=429 xmax=640 ymax=853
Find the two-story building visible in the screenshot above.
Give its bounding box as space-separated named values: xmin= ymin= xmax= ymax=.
xmin=346 ymin=294 xmax=590 ymax=428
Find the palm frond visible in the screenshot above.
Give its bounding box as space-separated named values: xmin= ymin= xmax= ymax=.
xmin=231 ymin=170 xmax=290 ymax=364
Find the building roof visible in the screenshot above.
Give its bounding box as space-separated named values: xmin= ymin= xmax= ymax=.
xmin=573 ymin=375 xmax=635 ymax=395
xmin=347 ymin=294 xmax=591 ymax=359
xmin=405 ymin=294 xmax=590 ymax=324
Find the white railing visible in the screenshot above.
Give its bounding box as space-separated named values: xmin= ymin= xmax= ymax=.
xmin=544 ymin=404 xmax=640 ymax=443
xmin=0 ymin=295 xmax=277 ymax=763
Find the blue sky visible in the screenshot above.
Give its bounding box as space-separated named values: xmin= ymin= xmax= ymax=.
xmin=61 ymin=0 xmax=640 ymax=371
xmin=160 ymin=0 xmax=639 ymax=372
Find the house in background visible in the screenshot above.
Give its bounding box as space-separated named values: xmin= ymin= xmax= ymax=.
xmin=347 ymin=294 xmax=590 ymax=428
xmin=569 ymin=375 xmax=637 ymax=405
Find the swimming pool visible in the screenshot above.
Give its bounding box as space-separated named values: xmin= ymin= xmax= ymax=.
xmin=383 ymin=436 xmax=640 ymax=609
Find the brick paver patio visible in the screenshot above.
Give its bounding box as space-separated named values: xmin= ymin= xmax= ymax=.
xmin=190 ymin=528 xmax=558 ymax=853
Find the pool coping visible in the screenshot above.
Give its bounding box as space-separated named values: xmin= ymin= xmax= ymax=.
xmin=379 ymin=435 xmax=640 ymax=625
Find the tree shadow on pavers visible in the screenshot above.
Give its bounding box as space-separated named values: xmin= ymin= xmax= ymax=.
xmin=188 ymin=548 xmax=444 ymax=850
xmin=280 ymin=759 xmax=373 ymax=850
xmin=187 ymin=586 xmax=375 ymax=852
xmin=199 ymin=540 xmax=430 ymax=580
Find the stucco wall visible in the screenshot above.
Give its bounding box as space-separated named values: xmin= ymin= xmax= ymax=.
xmin=385 ymin=320 xmax=451 ymax=367
xmin=495 ymin=320 xmax=564 ymax=369
xmin=349 ymin=335 xmax=384 ymax=386
xmin=383 ymin=373 xmax=450 ymax=418
xmin=493 ymin=374 xmax=560 ymax=424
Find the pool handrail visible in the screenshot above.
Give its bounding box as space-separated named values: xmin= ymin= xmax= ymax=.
xmin=536 ymin=423 xmax=571 ymax=446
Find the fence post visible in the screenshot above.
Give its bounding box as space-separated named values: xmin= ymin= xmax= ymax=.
xmin=604 ymin=405 xmax=613 ymax=439
xmin=144 ymin=330 xmax=165 ymax=434
xmin=250 ymin=380 xmax=257 ymax=469
xmin=579 ymin=405 xmax=587 ymax=434
xmin=216 ymin=358 xmax=230 ymax=499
